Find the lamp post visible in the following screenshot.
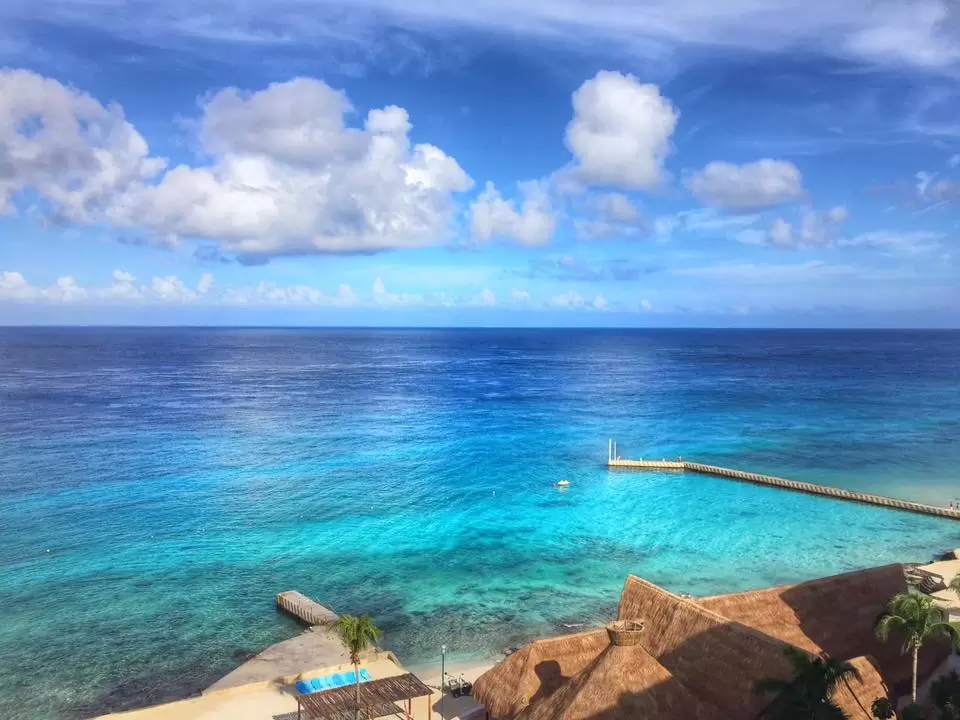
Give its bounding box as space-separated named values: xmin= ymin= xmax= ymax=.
xmin=440 ymin=644 xmax=447 ymax=720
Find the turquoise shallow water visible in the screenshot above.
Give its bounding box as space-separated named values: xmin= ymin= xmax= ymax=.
xmin=1 ymin=328 xmax=959 ymax=719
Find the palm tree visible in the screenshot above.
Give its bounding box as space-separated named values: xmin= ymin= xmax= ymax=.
xmin=756 ymin=645 xmax=861 ymax=720
xmin=869 ymin=696 xmax=894 ymax=719
xmin=875 ymin=592 xmax=960 ymax=703
xmin=333 ymin=614 xmax=383 ymax=720
xmin=949 ymin=572 xmax=960 ymax=598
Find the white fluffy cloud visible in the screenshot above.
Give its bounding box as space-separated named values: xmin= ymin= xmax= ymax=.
xmin=762 ymin=206 xmax=850 ymax=249
xmin=0 ymin=270 xmax=216 ymax=303
xmin=469 ymin=180 xmax=556 ymax=246
xmin=0 ymin=69 xmax=166 ymax=219
xmin=471 ymin=288 xmax=497 ymax=306
xmin=686 ymin=159 xmax=804 ymax=210
xmin=574 ymin=192 xmax=645 ymax=240
xmin=768 ymin=218 xmax=794 ymax=249
xmin=551 ymin=291 xmax=586 ymax=308
xmin=0 ymin=71 xmax=473 ymax=259
xmin=562 ymin=71 xmax=678 ymax=190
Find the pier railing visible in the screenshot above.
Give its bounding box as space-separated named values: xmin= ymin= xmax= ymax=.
xmin=607 ymin=449 xmax=960 ymax=520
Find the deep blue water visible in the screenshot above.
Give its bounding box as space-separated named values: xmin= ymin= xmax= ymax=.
xmin=1 ymin=328 xmax=959 ymax=719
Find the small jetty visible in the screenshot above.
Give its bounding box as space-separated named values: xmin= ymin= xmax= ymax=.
xmin=607 ymin=440 xmax=960 ymax=521
xmin=276 ymin=591 xmax=339 ymax=626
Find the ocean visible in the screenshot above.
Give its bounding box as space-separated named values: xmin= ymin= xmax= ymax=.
xmin=1 ymin=328 xmax=959 ymax=719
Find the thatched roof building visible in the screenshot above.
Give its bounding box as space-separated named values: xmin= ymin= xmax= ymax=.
xmin=473 ymin=565 xmax=923 ymax=720
xmin=515 ymin=621 xmax=717 ymax=720
xmin=695 ymin=563 xmax=950 ymax=696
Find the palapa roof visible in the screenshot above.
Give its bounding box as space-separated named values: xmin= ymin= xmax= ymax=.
xmin=696 ymin=563 xmax=949 ymax=694
xmin=296 ymin=673 xmax=433 ymax=720
xmin=832 ymin=656 xmax=891 ymax=720
xmin=516 ymin=622 xmax=717 ymax=720
xmin=472 ymin=629 xmax=610 ymax=720
xmin=476 ymin=567 xmax=904 ymax=720
xmin=615 ymin=575 xmax=797 ymax=719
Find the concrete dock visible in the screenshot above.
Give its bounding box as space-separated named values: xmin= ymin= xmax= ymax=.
xmin=607 ymin=443 xmax=960 ymax=521
xmin=276 ymin=591 xmax=338 ymax=626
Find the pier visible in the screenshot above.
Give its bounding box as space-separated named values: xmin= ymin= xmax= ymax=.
xmin=607 ymin=441 xmax=960 ymax=521
xmin=276 ymin=591 xmax=339 ymax=626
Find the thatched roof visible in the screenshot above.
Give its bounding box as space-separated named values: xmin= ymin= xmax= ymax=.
xmin=471 ymin=629 xmax=610 ymax=720
xmin=615 ymin=575 xmax=797 ymax=719
xmin=475 ymin=567 xmax=906 ymax=720
xmin=831 ymin=656 xmax=890 ymax=720
xmin=516 ymin=622 xmax=718 ymax=720
xmin=696 ymin=563 xmax=949 ymax=694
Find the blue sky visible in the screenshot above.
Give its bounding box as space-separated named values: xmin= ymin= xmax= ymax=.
xmin=0 ymin=0 xmax=958 ymax=326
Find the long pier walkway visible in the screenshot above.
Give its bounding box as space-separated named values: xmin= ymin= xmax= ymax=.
xmin=607 ymin=442 xmax=960 ymax=521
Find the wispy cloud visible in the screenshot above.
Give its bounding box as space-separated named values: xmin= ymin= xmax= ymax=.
xmin=674 ymin=260 xmax=857 ymax=283
xmin=5 ymin=0 xmax=960 ymax=71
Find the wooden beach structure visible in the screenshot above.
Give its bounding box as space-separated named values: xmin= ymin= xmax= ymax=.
xmin=295 ymin=673 xmax=434 ymax=720
xmin=473 ymin=565 xmax=935 ymax=720
xmin=607 ymin=440 xmax=960 ymax=520
xmin=277 ymin=591 xmax=339 ymax=626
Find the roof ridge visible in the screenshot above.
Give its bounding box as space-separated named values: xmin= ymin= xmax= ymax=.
xmin=697 ymin=563 xmax=906 ymax=601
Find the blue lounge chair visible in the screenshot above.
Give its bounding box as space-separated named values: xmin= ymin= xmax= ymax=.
xmin=295 ymin=680 xmax=312 ymax=694
xmin=359 ymin=669 xmax=372 ymax=682
xmin=310 ymin=678 xmax=323 ymax=692
xmin=318 ymin=676 xmax=334 ymax=690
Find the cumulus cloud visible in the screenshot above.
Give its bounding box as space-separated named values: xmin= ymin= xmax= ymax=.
xmin=551 ymin=291 xmax=586 ymax=308
xmin=592 ymin=294 xmax=609 ymax=310
xmin=0 ymin=270 xmax=215 ymax=303
xmin=768 ymin=218 xmax=793 ymax=249
xmin=469 ymin=180 xmax=556 ymax=246
xmin=0 ymin=69 xmax=166 ymax=219
xmin=761 ymin=207 xmax=849 ymax=249
xmin=511 ymin=288 xmax=530 ymax=301
xmin=573 ymin=192 xmax=646 ymax=240
xmin=686 ymin=159 xmax=804 ymax=210
xmin=471 ymin=288 xmax=497 ymax=306
xmin=0 ymin=71 xmax=473 ymax=259
xmin=561 ymin=71 xmax=678 ymax=190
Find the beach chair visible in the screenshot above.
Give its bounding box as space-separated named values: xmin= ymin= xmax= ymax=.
xmin=359 ymin=668 xmax=372 ymax=682
xmin=310 ymin=678 xmax=323 ymax=692
xmin=318 ymin=675 xmax=335 ymax=690
xmin=295 ymin=680 xmax=312 ymax=694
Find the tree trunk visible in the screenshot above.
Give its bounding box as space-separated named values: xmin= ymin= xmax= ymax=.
xmin=354 ymin=662 xmax=361 ymax=720
xmin=912 ymin=645 xmax=919 ymax=703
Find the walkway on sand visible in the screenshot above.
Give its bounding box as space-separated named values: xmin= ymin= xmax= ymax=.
xmin=608 ymin=455 xmax=960 ymax=521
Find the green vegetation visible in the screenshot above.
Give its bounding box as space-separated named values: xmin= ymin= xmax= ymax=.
xmin=870 ymin=696 xmax=894 ymax=719
xmin=875 ymin=592 xmax=960 ymax=703
xmin=333 ymin=614 xmax=383 ymax=720
xmin=756 ymin=645 xmax=860 ymax=719
xmin=931 ymin=670 xmax=960 ymax=719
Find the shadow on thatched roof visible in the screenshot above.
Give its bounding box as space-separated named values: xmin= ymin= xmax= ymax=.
xmin=695 ymin=563 xmax=950 ymax=696
xmin=472 ymin=629 xmax=610 ymax=720
xmin=515 ymin=621 xmax=717 ymax=720
xmin=474 ymin=566 xmax=911 ymax=720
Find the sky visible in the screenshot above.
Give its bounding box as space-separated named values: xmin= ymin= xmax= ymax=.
xmin=0 ymin=0 xmax=958 ymax=327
